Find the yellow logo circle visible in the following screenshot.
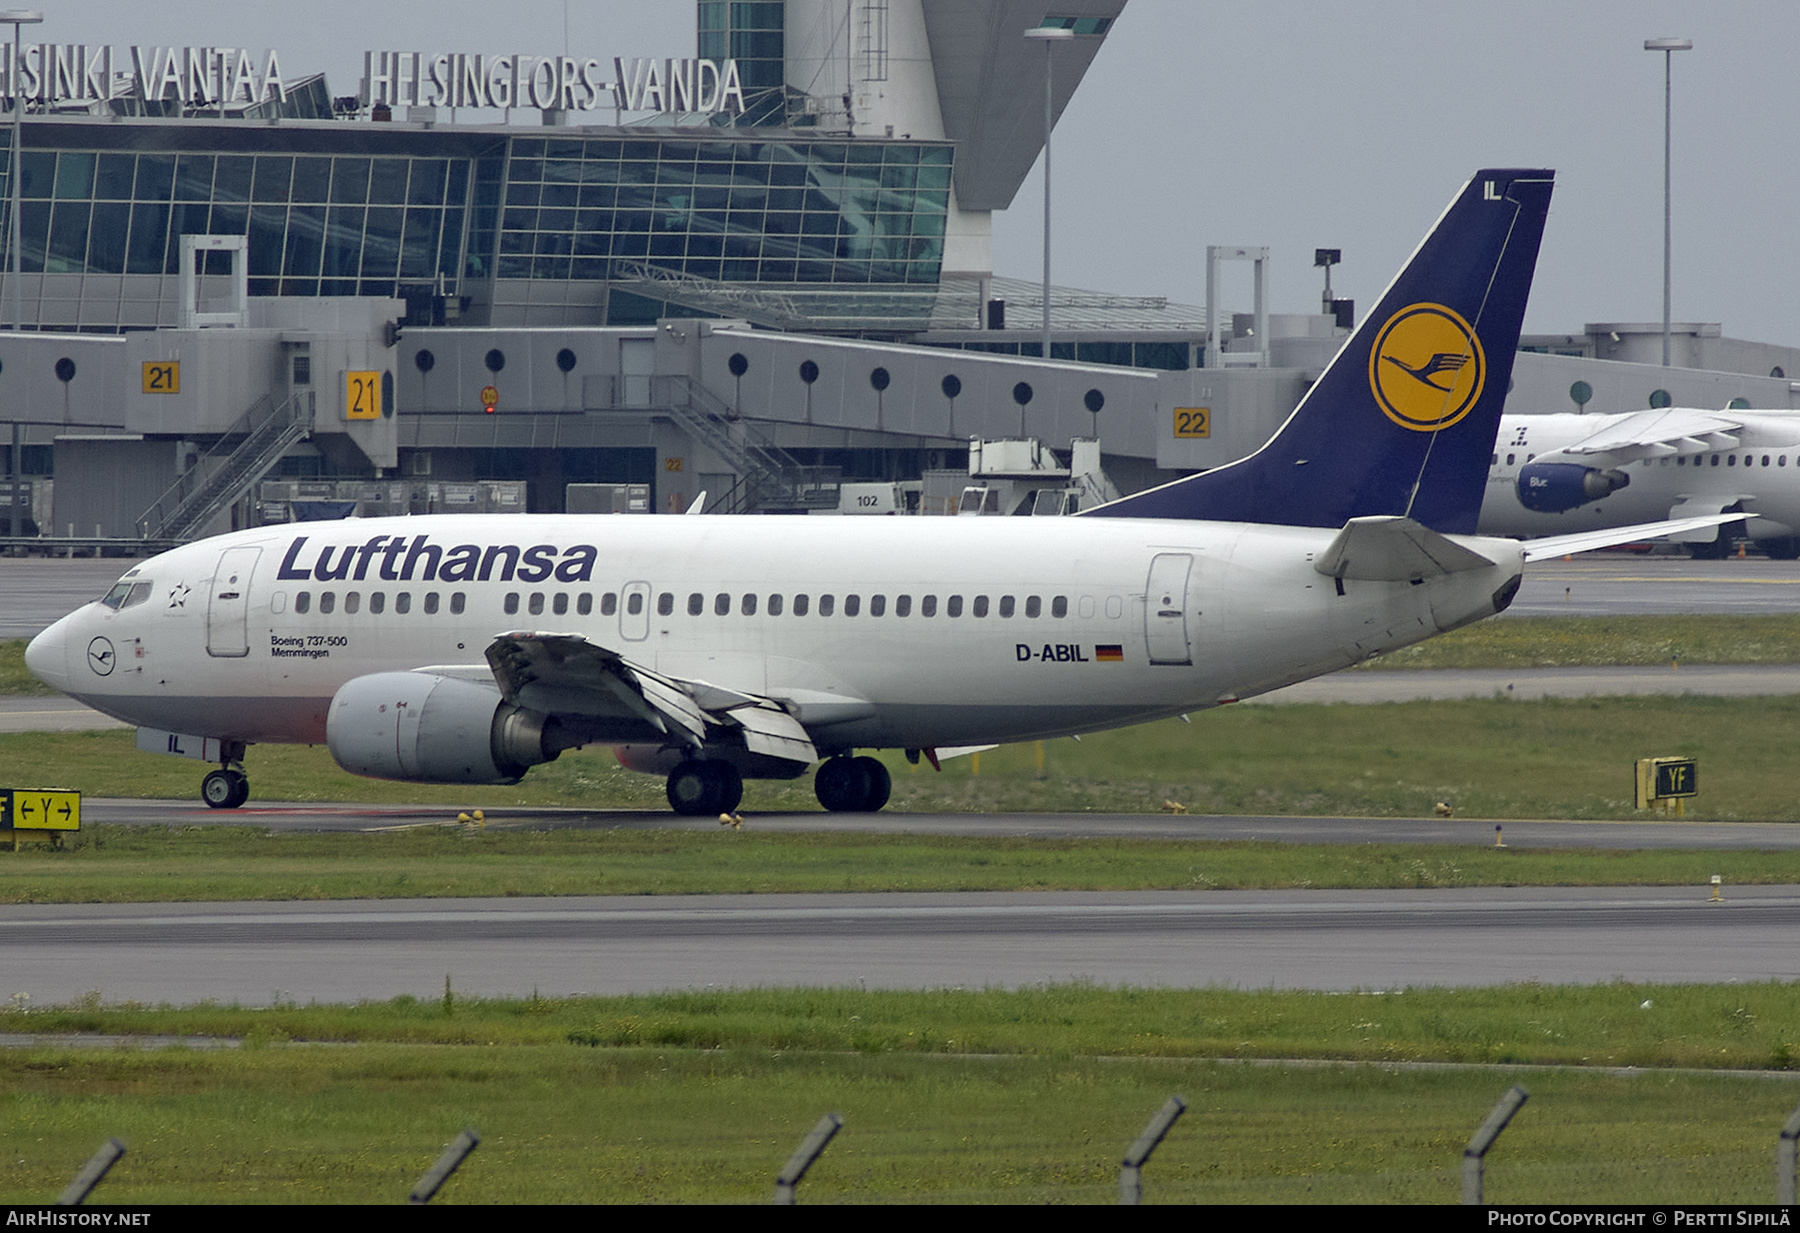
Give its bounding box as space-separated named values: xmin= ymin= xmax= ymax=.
xmin=1367 ymin=303 xmax=1486 ymax=432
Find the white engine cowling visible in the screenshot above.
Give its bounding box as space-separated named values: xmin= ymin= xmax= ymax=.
xmin=327 ymin=672 xmax=557 ymax=784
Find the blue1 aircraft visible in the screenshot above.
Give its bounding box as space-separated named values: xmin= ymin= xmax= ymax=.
xmin=25 ymin=168 xmax=1729 ymax=815
xmin=1481 ymin=408 xmax=1800 ymax=558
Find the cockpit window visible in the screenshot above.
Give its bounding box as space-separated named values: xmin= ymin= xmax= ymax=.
xmin=101 ymin=580 xmax=155 ymax=610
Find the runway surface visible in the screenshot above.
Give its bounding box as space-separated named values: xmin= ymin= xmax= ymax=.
xmin=4 ymin=886 xmax=1795 ymax=1004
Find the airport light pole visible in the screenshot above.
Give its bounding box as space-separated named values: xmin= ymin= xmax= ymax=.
xmin=0 ymin=11 xmax=39 ymax=544
xmin=1023 ymin=26 xmax=1072 ymax=371
xmin=1645 ymin=36 xmax=1691 ymax=368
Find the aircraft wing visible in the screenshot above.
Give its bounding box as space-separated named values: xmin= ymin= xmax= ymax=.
xmin=1558 ymin=408 xmax=1744 ymax=462
xmin=483 ymin=632 xmax=818 ymax=764
xmin=1516 ymin=513 xmax=1749 ymax=562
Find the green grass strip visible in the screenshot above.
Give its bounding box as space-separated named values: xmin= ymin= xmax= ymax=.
xmin=1362 ymin=613 xmax=1800 ymax=669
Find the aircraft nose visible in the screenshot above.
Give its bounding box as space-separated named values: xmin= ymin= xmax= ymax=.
xmin=25 ymin=614 xmax=74 ymax=693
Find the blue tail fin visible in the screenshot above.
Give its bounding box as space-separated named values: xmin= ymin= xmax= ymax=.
xmin=1088 ymin=169 xmax=1554 ymax=534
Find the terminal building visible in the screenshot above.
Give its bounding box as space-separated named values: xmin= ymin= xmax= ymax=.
xmin=2 ymin=0 xmax=1798 ymax=545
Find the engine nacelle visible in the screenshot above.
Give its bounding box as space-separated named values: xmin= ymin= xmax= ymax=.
xmin=327 ymin=672 xmax=559 ymax=784
xmin=1516 ymin=461 xmax=1630 ymax=513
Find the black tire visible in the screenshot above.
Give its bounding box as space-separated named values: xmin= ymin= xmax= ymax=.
xmin=1687 ymin=535 xmax=1730 ymax=560
xmin=813 ymin=757 xmax=868 ymax=812
xmin=852 ymin=756 xmax=891 ymax=812
xmin=202 ymin=768 xmax=247 ymax=810
xmin=713 ymin=762 xmax=744 ymax=814
xmin=666 ymin=759 xmax=723 ymax=816
xmin=1761 ymin=536 xmax=1800 ymax=560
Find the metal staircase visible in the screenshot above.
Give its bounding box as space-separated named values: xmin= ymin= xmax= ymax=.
xmin=652 ymin=375 xmax=838 ymax=514
xmin=137 ymin=391 xmax=315 ymax=541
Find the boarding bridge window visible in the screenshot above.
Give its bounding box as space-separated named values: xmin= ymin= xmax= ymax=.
xmin=972 ymin=596 xmax=989 ymax=618
xmin=894 ymin=595 xmax=910 ymax=617
xmin=768 ymin=594 xmax=784 ymax=616
xmin=656 ymin=593 xmax=673 ymax=616
xmin=294 ymin=591 xmax=311 ymax=614
xmin=869 ymin=595 xmax=885 ymax=617
xmin=1052 ymin=596 xmax=1068 ymax=618
xmin=715 ymin=593 xmax=730 ymax=616
xmin=600 ymin=593 xmax=617 ymax=616
xmin=504 ymin=592 xmax=520 ymax=615
xmin=793 ymin=594 xmax=810 ymax=616
xmin=396 ymin=593 xmax=411 ymax=614
xmin=320 ymin=592 xmax=336 ymax=614
xmin=688 ymin=593 xmax=704 ymax=616
xmin=577 ymin=594 xmax=593 ymax=615
xmin=627 ymin=592 xmax=644 ymax=616
xmin=921 ymin=595 xmax=936 ymax=617
xmin=844 ymin=595 xmax=861 ymax=616
xmin=553 ymin=593 xmax=568 ymax=615
xmin=345 ymin=592 xmax=361 ymax=614
xmin=819 ymin=595 xmax=836 ymax=617
xmin=531 ymin=593 xmax=547 ymax=616
xmin=741 ymin=593 xmax=757 ymax=616
xmin=1025 ymin=596 xmax=1041 ymax=618
xmin=450 ymin=593 xmax=466 ymax=615
xmin=948 ymin=595 xmax=963 ymax=617
xmin=998 ymin=596 xmax=1015 ymax=618
xmin=424 ymin=592 xmax=439 ymax=614
xmin=370 ymin=592 xmax=385 ymax=615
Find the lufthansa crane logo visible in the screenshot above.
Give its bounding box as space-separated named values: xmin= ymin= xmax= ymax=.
xmin=86 ymin=636 xmax=115 ymax=676
xmin=1368 ymin=302 xmax=1486 ymax=432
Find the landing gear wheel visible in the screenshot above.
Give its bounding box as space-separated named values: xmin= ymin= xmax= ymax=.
xmin=665 ymin=760 xmax=743 ymax=817
xmin=202 ymin=768 xmax=249 ymax=810
xmin=1687 ymin=536 xmax=1730 ymax=561
xmin=1762 ymin=536 xmax=1800 ymax=560
xmin=814 ymin=756 xmax=892 ymax=813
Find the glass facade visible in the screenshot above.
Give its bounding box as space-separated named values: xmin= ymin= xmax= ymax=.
xmin=698 ymin=1 xmax=786 ymax=126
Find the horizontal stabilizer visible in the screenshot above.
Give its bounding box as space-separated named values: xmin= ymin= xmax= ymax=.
xmin=1518 ymin=513 xmax=1751 ymax=561
xmin=1315 ymin=516 xmax=1495 ymax=582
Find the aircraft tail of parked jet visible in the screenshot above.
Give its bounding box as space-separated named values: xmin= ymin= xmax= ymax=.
xmin=1088 ymin=169 xmax=1554 ymax=534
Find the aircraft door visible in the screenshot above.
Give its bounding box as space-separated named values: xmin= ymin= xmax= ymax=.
xmin=206 ymin=546 xmax=262 ymax=658
xmin=620 ymin=580 xmax=652 ymax=641
xmin=1144 ymin=552 xmax=1194 ymax=665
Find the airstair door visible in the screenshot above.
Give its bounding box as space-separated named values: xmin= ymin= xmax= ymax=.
xmin=1144 ymin=553 xmax=1193 ymax=665
xmin=206 ymin=546 xmax=262 ymax=658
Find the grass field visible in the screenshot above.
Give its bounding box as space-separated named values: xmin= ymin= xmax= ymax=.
xmin=6 ymin=985 xmax=1800 ymax=1204
xmin=5 ymin=692 xmax=1799 ymax=821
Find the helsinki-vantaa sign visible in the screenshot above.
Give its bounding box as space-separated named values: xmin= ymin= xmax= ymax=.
xmin=0 ymin=43 xmax=746 ymax=118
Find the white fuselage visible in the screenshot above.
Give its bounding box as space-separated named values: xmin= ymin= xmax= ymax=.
xmin=27 ymin=513 xmax=1523 ymax=756
xmin=1480 ymin=412 xmax=1800 ymax=540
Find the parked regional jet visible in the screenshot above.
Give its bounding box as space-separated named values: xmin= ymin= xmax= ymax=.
xmin=1480 ymin=408 xmax=1800 ymax=557
xmin=23 ymin=168 xmax=1729 ymax=816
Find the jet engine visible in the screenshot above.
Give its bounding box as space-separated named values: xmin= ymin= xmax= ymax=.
xmin=327 ymin=672 xmax=563 ymax=783
xmin=1516 ymin=461 xmax=1630 ymax=513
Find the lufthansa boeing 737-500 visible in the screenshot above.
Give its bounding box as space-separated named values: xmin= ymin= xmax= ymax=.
xmin=24 ymin=169 xmax=1732 ymax=816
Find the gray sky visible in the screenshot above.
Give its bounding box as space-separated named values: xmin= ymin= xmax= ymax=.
xmin=64 ymin=1 xmax=1800 ymax=346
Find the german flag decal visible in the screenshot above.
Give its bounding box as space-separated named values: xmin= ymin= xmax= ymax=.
xmin=1095 ymin=645 xmax=1124 ymax=662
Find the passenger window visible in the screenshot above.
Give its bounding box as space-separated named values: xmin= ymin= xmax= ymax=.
xmin=1025 ymin=596 xmax=1041 ymax=618
xmin=1784 ymin=457 xmax=1790 ymax=468
xmin=715 ymin=593 xmax=730 ymax=616
xmin=504 ymin=592 xmax=520 ymax=615
xmin=320 ymin=591 xmax=336 ymax=614
xmin=395 ymin=592 xmax=411 ymax=614
xmin=1506 ymin=453 xmax=1515 ymax=465
xmin=531 ymin=592 xmax=547 ymax=616
xmin=820 ymin=594 xmax=835 ymax=617
xmin=1764 ymin=455 xmax=1772 ymax=467
xmin=450 ymin=592 xmax=466 ymax=615
xmin=369 ymin=592 xmax=385 ymax=614
xmin=1078 ymin=596 xmax=1095 ymax=618
xmin=844 ymin=594 xmax=861 ymax=617
xmin=768 ymin=594 xmax=784 ymax=616
xmin=578 ymin=593 xmax=593 ymax=615
xmin=973 ymin=596 xmax=989 ymax=618
xmin=1052 ymin=596 xmax=1068 ymax=618
xmin=869 ymin=595 xmax=885 ymax=617
xmin=948 ymin=595 xmax=963 ymax=617
xmin=656 ymin=592 xmax=673 ymax=616
xmin=921 ymin=595 xmax=937 ymax=617
xmin=1729 ymin=455 xmax=1738 ymax=466
xmin=345 ymin=592 xmax=360 ymax=614
xmin=1105 ymin=596 xmax=1123 ymax=619
xmin=553 ymin=593 xmax=568 ymax=615
xmin=627 ymin=592 xmax=644 ymax=615
xmin=688 ymin=592 xmax=704 ymax=616
xmin=999 ymin=596 xmax=1015 ymax=618
xmin=741 ymin=593 xmax=757 ymax=616
xmin=894 ymin=595 xmax=910 ymax=617
xmin=424 ymin=592 xmax=439 ymax=614
xmin=295 ymin=591 xmax=311 ymax=614
xmin=600 ymin=593 xmax=617 ymax=616
xmin=793 ymin=594 xmax=810 ymax=616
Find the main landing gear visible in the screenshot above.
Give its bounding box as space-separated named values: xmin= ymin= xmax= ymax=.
xmin=813 ymin=755 xmax=891 ymax=813
xmin=666 ymin=759 xmax=744 ymax=817
xmin=201 ymin=766 xmax=250 ymax=809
